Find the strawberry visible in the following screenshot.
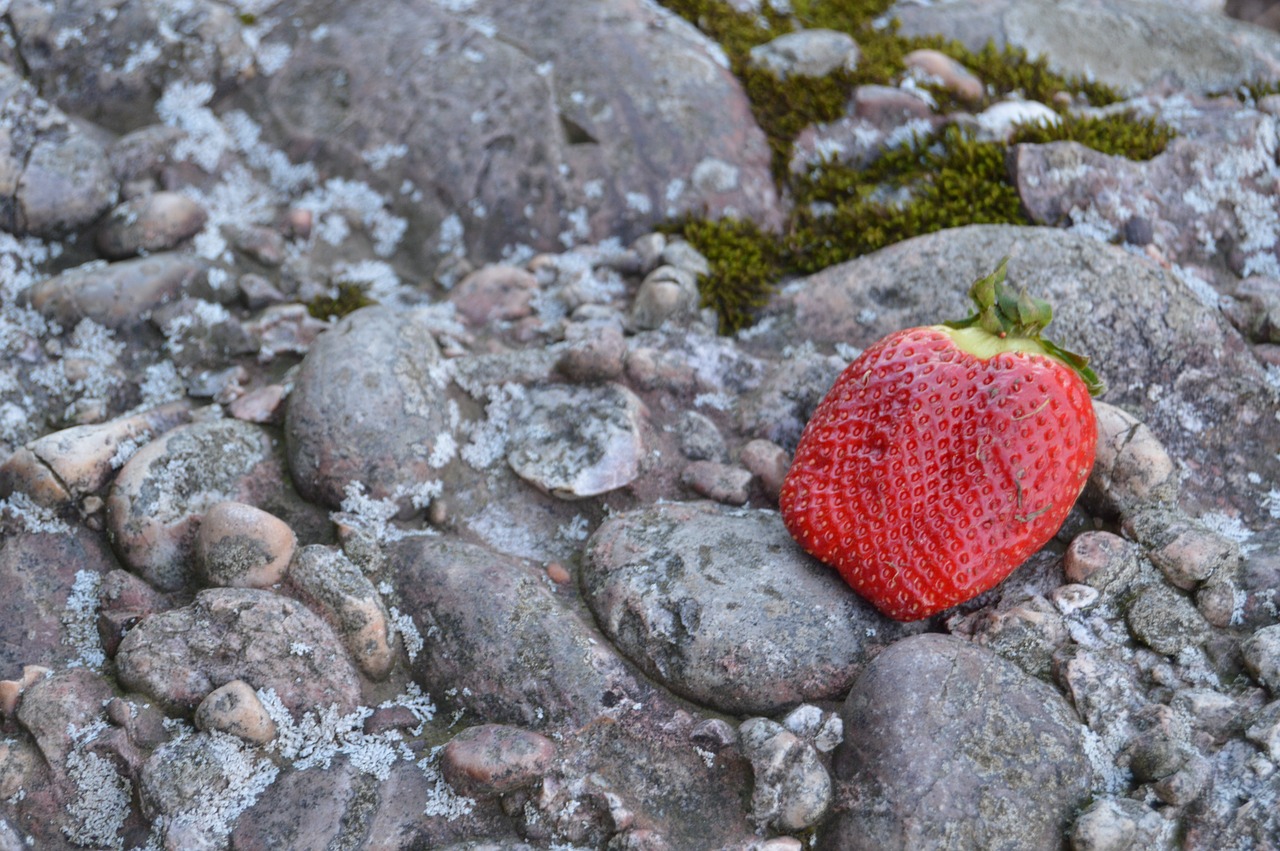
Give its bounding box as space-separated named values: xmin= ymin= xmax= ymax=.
xmin=779 ymin=258 xmax=1103 ymax=621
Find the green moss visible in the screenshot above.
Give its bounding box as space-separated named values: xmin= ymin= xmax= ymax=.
xmin=305 ymin=283 xmax=377 ymax=321
xmin=1009 ymin=111 xmax=1175 ymax=160
xmin=655 ymin=0 xmax=1175 ymax=331
xmin=1229 ymin=79 xmax=1280 ymax=104
xmin=674 ymin=217 xmax=782 ymax=334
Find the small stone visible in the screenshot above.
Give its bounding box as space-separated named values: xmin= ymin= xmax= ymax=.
xmin=1126 ymin=585 xmax=1210 ymax=656
xmin=673 ymin=410 xmax=727 ymax=462
xmin=1149 ymin=526 xmax=1240 ymax=590
xmin=1242 ymin=624 xmax=1280 ymax=695
xmin=747 ymin=29 xmax=860 ymax=78
xmin=659 ymin=240 xmax=711 ymax=277
xmin=197 ymin=501 xmax=297 ymax=589
xmin=545 ymin=562 xmax=572 ymax=585
xmin=782 ymin=704 xmax=843 ymax=753
xmin=681 ymin=460 xmax=752 ymax=505
xmin=738 ymin=718 xmax=832 ymax=832
xmin=22 ymin=254 xmax=216 ymax=331
xmin=194 ymin=680 xmax=277 ymax=745
xmin=0 ymin=666 xmax=50 ymax=719
xmin=1127 ymin=728 xmax=1187 ymax=782
xmin=632 ymin=232 xmax=666 ymax=273
xmin=975 ymin=100 xmax=1060 ymax=141
xmin=289 ymin=545 xmax=394 ymax=681
xmin=238 ymin=273 xmax=287 ymax=309
xmin=739 ymin=438 xmax=789 ymax=502
xmin=1245 ymin=701 xmax=1280 ymax=761
xmin=1063 ymin=531 xmax=1144 ymax=587
xmin=1052 ymin=583 xmax=1100 ymax=616
xmin=629 ymin=266 xmax=699 ymax=330
xmin=1152 ymin=753 xmax=1210 ymax=805
xmin=690 ymin=718 xmax=737 ymax=752
xmin=96 ymin=191 xmax=208 ymax=259
xmin=449 ymin=264 xmax=538 ymax=326
xmin=440 ymin=724 xmax=556 ymax=797
xmin=1084 ymin=401 xmax=1178 ymax=516
xmin=231 ymin=225 xmax=286 ymax=266
xmin=1124 ymin=215 xmax=1154 ymax=246
xmin=903 ymin=49 xmax=983 ymax=101
xmin=506 ymin=383 xmax=647 ymax=500
xmin=1196 ymin=574 xmax=1243 ymax=628
xmin=556 ymin=321 xmax=627 ymax=382
xmin=1070 ymin=797 xmax=1164 ymax=851
xmin=228 ymin=384 xmax=287 ymax=424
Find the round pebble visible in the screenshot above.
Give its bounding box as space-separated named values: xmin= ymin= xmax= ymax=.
xmin=680 ymin=459 xmax=752 ymax=505
xmin=197 ymin=501 xmax=297 ymax=589
xmin=440 ymin=724 xmax=556 ymax=797
xmin=1242 ymin=624 xmax=1280 ymax=695
xmin=194 ymin=680 xmax=278 ymax=745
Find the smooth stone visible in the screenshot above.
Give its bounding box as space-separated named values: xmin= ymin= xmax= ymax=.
xmin=747 ymin=29 xmax=861 ymax=78
xmin=629 ymin=265 xmax=701 ymax=330
xmin=824 ymin=634 xmax=1091 ymax=850
xmin=739 ymin=438 xmax=790 ymax=502
xmin=738 ymin=718 xmax=832 ymax=832
xmin=1084 ymin=401 xmax=1179 ymax=517
xmin=975 ymin=99 xmax=1059 ymax=141
xmin=95 ymin=191 xmax=209 ymax=259
xmin=196 ymin=501 xmax=297 ymax=589
xmin=505 ymin=382 xmax=647 ymax=499
xmin=289 ymin=545 xmax=395 ymax=681
xmin=22 ymin=254 xmax=220 ymax=331
xmin=440 ymin=724 xmax=557 ymax=797
xmin=449 ymin=265 xmax=538 ymax=326
xmin=902 ymin=48 xmax=983 ymax=101
xmin=680 ymin=460 xmax=752 ymax=505
xmin=107 ymin=418 xmax=320 ymax=592
xmin=1242 ymin=624 xmax=1280 ymax=694
xmin=285 ymin=305 xmax=454 ymax=509
xmin=194 ymin=679 xmax=278 ymax=745
xmin=581 ymin=501 xmax=917 ymax=715
xmin=115 ymin=587 xmax=361 ymax=715
xmin=15 ymin=668 xmax=114 ymax=765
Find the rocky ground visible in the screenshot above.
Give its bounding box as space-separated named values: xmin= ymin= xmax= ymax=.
xmin=0 ymin=0 xmax=1279 ymax=849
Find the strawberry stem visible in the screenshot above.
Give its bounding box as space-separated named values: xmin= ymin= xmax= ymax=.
xmin=943 ymin=256 xmax=1106 ymax=396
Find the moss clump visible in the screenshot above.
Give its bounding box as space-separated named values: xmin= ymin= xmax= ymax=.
xmin=676 ymin=217 xmax=782 ymax=334
xmin=1009 ymin=111 xmax=1175 ymax=160
xmin=305 ymin=283 xmax=376 ymax=321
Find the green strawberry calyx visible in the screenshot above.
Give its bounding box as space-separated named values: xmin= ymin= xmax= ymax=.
xmin=939 ymin=256 xmax=1106 ymax=396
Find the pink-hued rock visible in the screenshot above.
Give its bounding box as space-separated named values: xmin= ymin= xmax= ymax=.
xmin=96 ymin=191 xmax=208 ymax=259
xmin=197 ymin=501 xmax=297 ymax=589
xmin=441 ymin=724 xmax=556 ymax=797
xmin=195 ymin=679 xmax=278 ymax=745
xmin=116 ymin=587 xmax=361 ymax=715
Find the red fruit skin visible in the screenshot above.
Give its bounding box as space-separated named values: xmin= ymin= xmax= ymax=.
xmin=779 ymin=326 xmax=1098 ymax=621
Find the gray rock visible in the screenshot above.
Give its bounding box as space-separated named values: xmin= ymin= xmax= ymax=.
xmin=1242 ymin=624 xmax=1280 ymax=694
xmin=824 ymin=634 xmax=1091 ymax=851
xmin=23 ymin=254 xmax=219 ymax=331
xmin=387 ymin=535 xmax=667 ymax=729
xmin=581 ymin=501 xmax=916 ymax=715
xmin=760 ymin=225 xmax=1279 ymax=523
xmin=629 ymin=265 xmax=701 ymax=330
xmin=1182 ymin=738 xmax=1280 ymax=849
xmin=1071 ymin=797 xmax=1174 ymax=851
xmin=782 ymin=704 xmax=844 ymax=754
xmin=673 ymin=410 xmax=727 ymax=462
xmin=286 ymin=305 xmax=455 ymax=509
xmin=289 ymin=545 xmax=395 ymax=681
xmin=747 ymin=29 xmax=860 ymax=78
xmin=556 ymin=320 xmax=627 ymax=383
xmin=15 ymin=668 xmax=113 ymax=765
xmin=440 ymin=724 xmax=557 ymax=797
xmin=1083 ymin=401 xmax=1179 ymax=518
xmin=234 ymin=0 xmax=779 ymax=277
xmin=680 ymin=459 xmax=752 ymax=505
xmin=1238 ymin=525 xmax=1280 ymax=628
xmin=891 ymin=0 xmax=1280 ymax=93
xmin=1126 ymin=584 xmax=1211 ymax=655
xmin=95 ymin=192 xmax=209 ymax=259
xmin=738 ymin=718 xmax=832 ymax=832
xmin=505 ymin=382 xmax=647 ymax=499
xmin=116 ymin=587 xmax=362 ymax=715
xmin=0 ymin=62 xmax=117 ymax=237
xmin=107 ymin=417 xmax=322 ymax=592
xmin=0 ymin=529 xmax=116 ymax=679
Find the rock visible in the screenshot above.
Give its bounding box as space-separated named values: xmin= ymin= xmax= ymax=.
xmin=1242 ymin=624 xmax=1280 ymax=694
xmin=234 ymin=0 xmax=778 ymax=277
xmin=505 ymin=382 xmax=647 ymax=499
xmin=449 ymin=265 xmax=538 ymax=326
xmin=1070 ymin=797 xmax=1173 ymax=851
xmin=629 ymin=265 xmax=701 ymax=330
xmin=197 ymin=501 xmax=297 ymax=589
xmin=0 ymin=400 xmax=193 ymax=508
xmin=1126 ymin=584 xmax=1210 ymax=655
xmin=14 ymin=667 xmax=113 ymax=765
xmin=440 ymin=724 xmax=557 ymax=797
xmin=759 ymin=225 xmax=1277 ymax=523
xmin=285 ymin=305 xmax=454 ymax=509
xmin=902 ymin=49 xmax=983 ymax=101
xmin=228 ymin=384 xmax=288 ymax=424
xmin=782 ymin=704 xmax=844 ymax=754
xmin=673 ymin=410 xmax=727 ymax=462
xmin=95 ymin=191 xmax=209 ymax=259
xmin=107 ymin=417 xmax=321 ymax=592
xmin=0 ymin=529 xmax=116 ymax=678
xmin=1238 ymin=526 xmax=1280 ymax=629
xmin=1148 ymin=524 xmax=1240 ymax=590
xmin=387 ymin=535 xmax=667 ymax=728
xmin=891 ymin=0 xmax=1280 ymax=93
xmin=97 ymin=568 xmax=170 ymax=658
xmin=581 ymin=501 xmax=916 ymax=715
xmin=824 ymin=634 xmax=1091 ymax=850
xmin=739 ymin=438 xmax=790 ymax=502
xmin=194 ymin=680 xmax=278 ymax=745
xmin=0 ymin=63 xmax=117 ymax=237
xmin=974 ymin=99 xmax=1060 ymax=141
xmin=0 ymin=665 xmax=48 ymax=720
xmin=115 ymin=587 xmax=362 ymax=715
xmin=680 ymin=460 xmax=752 ymax=505
xmin=747 ymin=29 xmax=860 ymax=78
xmin=1063 ymin=531 xmax=1144 ymax=587
xmin=556 ymin=321 xmax=627 ymax=383
xmin=288 ymin=545 xmax=394 ymax=681
xmin=22 ymin=254 xmax=220 ymax=331
xmin=738 ymin=718 xmax=832 ymax=832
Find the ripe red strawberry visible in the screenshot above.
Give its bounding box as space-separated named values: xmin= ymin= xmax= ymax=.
xmin=779 ymin=258 xmax=1103 ymax=621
